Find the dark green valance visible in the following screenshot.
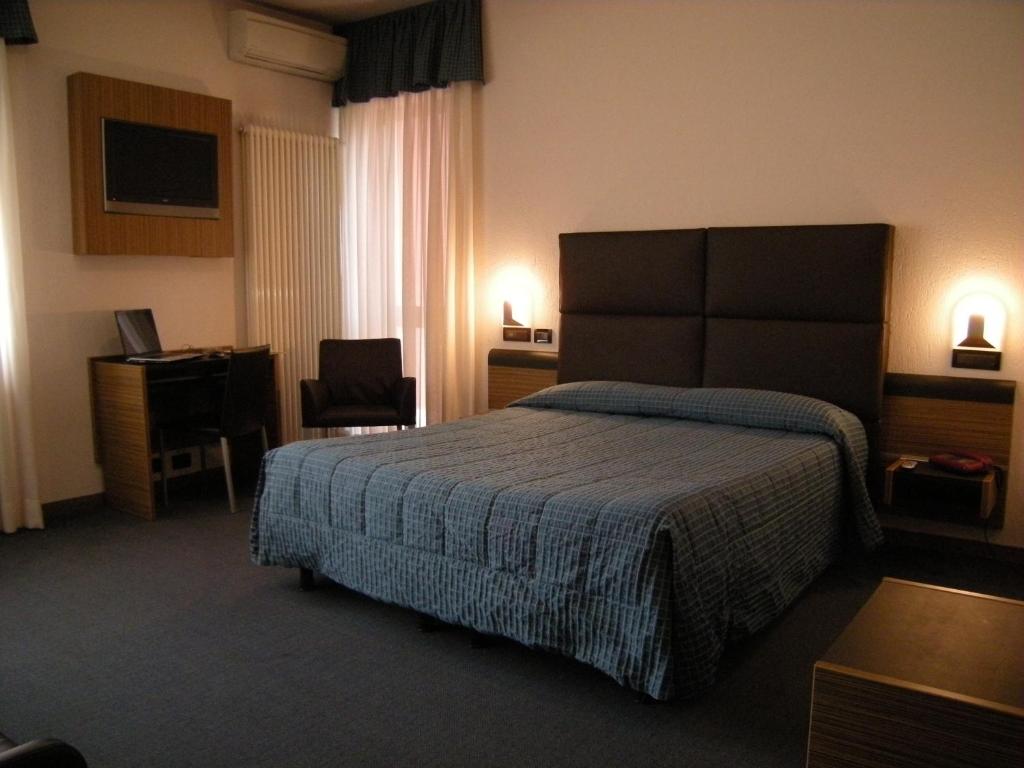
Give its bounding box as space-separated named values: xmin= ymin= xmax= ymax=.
xmin=1 ymin=0 xmax=37 ymax=45
xmin=332 ymin=0 xmax=482 ymax=107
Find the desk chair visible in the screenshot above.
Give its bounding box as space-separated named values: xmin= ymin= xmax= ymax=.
xmin=159 ymin=346 xmax=271 ymax=514
xmin=300 ymin=339 xmax=415 ymax=433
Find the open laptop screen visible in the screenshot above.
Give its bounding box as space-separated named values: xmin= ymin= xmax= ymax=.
xmin=115 ymin=309 xmax=162 ymax=355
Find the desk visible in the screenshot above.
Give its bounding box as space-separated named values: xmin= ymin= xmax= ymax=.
xmin=89 ymin=354 xmax=280 ymax=519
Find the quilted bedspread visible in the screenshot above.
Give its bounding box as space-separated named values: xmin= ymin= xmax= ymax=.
xmin=251 ymin=382 xmax=880 ymax=699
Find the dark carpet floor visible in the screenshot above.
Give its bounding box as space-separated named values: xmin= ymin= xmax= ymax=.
xmin=2 ymin=491 xmax=1021 ymax=768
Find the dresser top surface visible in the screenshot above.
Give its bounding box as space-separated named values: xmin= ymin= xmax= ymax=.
xmin=821 ymin=577 xmax=1024 ymax=710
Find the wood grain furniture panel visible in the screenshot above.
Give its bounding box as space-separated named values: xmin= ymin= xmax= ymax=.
xmin=68 ymin=72 xmax=233 ymax=257
xmin=881 ymin=374 xmax=1015 ymax=465
xmin=91 ymin=360 xmax=154 ymax=519
xmin=806 ymin=578 xmax=1024 ymax=768
xmin=90 ymin=354 xmax=280 ymax=519
xmin=487 ymin=349 xmax=558 ymax=409
xmin=881 ymin=396 xmax=1014 ymax=466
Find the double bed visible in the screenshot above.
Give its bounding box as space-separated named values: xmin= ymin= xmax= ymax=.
xmin=251 ymin=224 xmax=894 ymax=700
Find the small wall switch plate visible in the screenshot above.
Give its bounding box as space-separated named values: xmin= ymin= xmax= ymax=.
xmin=534 ymin=328 xmax=553 ymax=344
xmin=952 ymin=348 xmax=1001 ymax=370
xmin=503 ymin=326 xmax=531 ymax=342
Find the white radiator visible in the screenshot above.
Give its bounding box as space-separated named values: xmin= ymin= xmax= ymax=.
xmin=241 ymin=126 xmax=342 ymax=444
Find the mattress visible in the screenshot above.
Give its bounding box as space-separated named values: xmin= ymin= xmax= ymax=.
xmin=251 ymin=382 xmax=880 ymax=699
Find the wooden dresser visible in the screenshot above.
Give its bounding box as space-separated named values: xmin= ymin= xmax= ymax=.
xmin=806 ymin=578 xmax=1024 ymax=767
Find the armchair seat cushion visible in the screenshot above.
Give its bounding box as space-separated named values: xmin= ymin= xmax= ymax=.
xmin=315 ymin=404 xmax=406 ymax=427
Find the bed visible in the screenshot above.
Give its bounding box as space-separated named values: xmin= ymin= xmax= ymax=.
xmin=251 ymin=224 xmax=894 ymax=700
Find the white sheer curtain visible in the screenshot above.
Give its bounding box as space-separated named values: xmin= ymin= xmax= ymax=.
xmin=340 ymin=82 xmax=476 ymax=425
xmin=0 ymin=42 xmax=42 ymax=533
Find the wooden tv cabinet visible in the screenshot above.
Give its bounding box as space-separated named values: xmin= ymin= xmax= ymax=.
xmin=67 ymin=72 xmax=233 ymax=257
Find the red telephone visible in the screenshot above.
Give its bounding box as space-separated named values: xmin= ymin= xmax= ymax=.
xmin=929 ymin=450 xmax=993 ymax=475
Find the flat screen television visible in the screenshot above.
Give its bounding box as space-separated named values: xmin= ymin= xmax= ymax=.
xmin=102 ymin=118 xmax=220 ymax=220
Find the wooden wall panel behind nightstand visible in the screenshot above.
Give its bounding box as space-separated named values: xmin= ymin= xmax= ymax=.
xmin=880 ymin=374 xmax=1015 ymax=466
xmin=487 ymin=349 xmax=558 ymax=409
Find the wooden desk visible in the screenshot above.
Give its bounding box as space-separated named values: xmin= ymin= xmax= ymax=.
xmin=89 ymin=355 xmax=280 ymax=519
xmin=806 ymin=578 xmax=1024 ymax=767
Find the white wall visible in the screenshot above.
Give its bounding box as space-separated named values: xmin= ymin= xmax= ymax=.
xmin=477 ymin=0 xmax=1024 ymax=545
xmin=8 ymin=0 xmax=335 ymax=503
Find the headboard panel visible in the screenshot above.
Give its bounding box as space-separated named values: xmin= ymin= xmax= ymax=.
xmin=702 ymin=319 xmax=887 ymax=421
xmin=558 ymin=229 xmax=707 ymax=387
xmin=559 ymin=315 xmax=705 ymax=387
xmin=557 ymin=223 xmax=894 ymax=430
xmin=703 ymin=225 xmax=892 ymax=322
xmin=703 ymin=224 xmax=893 ymax=422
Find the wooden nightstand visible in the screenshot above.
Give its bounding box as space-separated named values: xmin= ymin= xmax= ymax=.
xmin=879 ymin=373 xmax=1014 ymax=534
xmin=806 ymin=578 xmax=1024 ymax=768
xmin=883 ymin=459 xmax=1000 ymax=527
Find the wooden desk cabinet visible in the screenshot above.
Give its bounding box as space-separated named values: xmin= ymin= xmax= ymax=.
xmin=89 ymin=355 xmax=279 ymax=519
xmin=806 ymin=578 xmax=1024 ymax=768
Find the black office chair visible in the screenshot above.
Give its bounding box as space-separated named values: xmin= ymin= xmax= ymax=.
xmin=0 ymin=730 xmax=87 ymax=767
xmin=300 ymin=339 xmax=415 ymax=433
xmin=159 ymin=346 xmax=272 ymax=514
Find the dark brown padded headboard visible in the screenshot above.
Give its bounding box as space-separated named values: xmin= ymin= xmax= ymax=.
xmin=559 ymin=229 xmax=708 ymax=387
xmin=558 ymin=224 xmax=893 ymax=428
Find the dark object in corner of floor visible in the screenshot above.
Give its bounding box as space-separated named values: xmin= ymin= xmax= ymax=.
xmin=0 ymin=730 xmax=88 ymax=768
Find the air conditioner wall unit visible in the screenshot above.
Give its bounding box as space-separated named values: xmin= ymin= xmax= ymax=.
xmin=228 ymin=10 xmax=346 ymax=82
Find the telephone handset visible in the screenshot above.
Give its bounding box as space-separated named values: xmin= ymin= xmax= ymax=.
xmin=929 ymin=450 xmax=994 ymax=475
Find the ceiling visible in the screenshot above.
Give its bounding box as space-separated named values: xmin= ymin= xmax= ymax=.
xmin=255 ymin=0 xmax=425 ymax=24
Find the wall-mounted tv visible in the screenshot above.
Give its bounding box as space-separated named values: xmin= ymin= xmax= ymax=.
xmin=102 ymin=118 xmax=219 ymax=220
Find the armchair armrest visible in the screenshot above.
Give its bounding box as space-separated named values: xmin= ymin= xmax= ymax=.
xmin=300 ymin=379 xmax=331 ymax=427
xmin=0 ymin=738 xmax=87 ymax=768
xmin=396 ymin=377 xmax=416 ymax=426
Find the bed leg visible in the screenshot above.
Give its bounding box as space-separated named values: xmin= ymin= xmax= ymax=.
xmin=299 ymin=567 xmax=315 ymax=591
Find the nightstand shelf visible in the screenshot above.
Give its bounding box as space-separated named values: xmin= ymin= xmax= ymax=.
xmin=883 ymin=459 xmax=1002 ymax=528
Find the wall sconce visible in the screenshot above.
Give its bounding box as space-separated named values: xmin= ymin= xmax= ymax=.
xmin=502 ymin=292 xmax=532 ymax=342
xmin=951 ymin=293 xmax=1006 ymax=371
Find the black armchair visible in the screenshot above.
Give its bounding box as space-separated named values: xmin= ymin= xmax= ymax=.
xmin=0 ymin=730 xmax=86 ymax=768
xmin=300 ymin=339 xmax=415 ymax=431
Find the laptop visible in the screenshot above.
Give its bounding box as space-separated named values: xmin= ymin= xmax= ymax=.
xmin=115 ymin=309 xmax=204 ymax=363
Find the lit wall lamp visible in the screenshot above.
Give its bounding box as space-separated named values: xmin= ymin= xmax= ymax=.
xmin=501 ymin=290 xmax=532 ymax=342
xmin=951 ymin=293 xmax=1006 ymax=371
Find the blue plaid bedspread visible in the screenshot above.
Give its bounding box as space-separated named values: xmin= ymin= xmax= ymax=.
xmin=251 ymin=382 xmax=880 ymax=699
